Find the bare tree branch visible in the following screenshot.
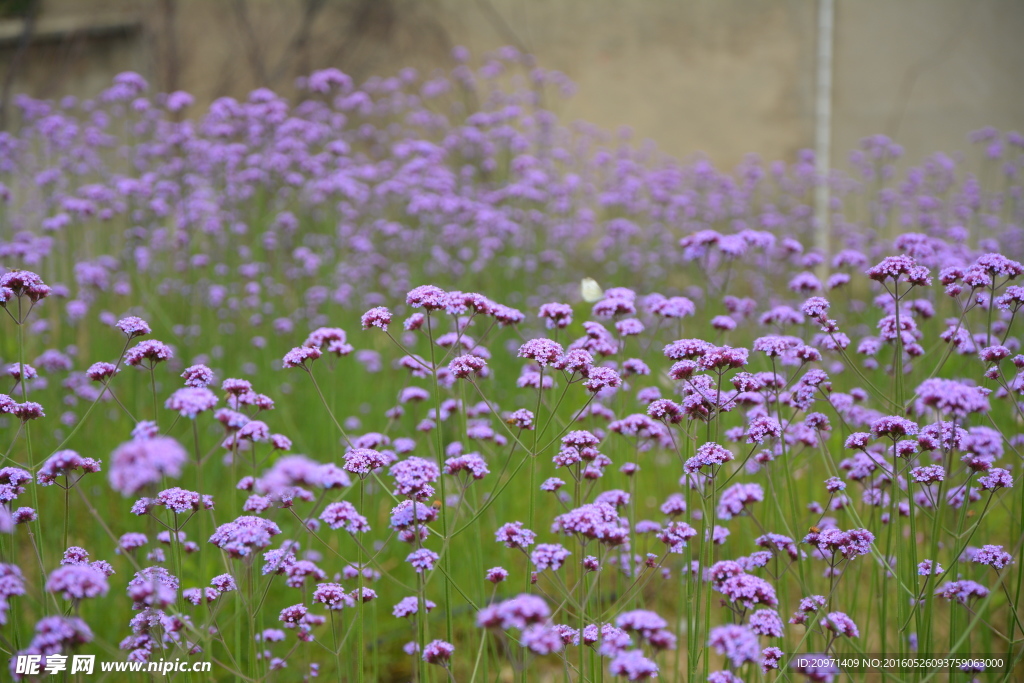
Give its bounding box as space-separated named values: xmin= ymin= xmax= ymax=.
xmin=155 ymin=0 xmax=181 ymax=92
xmin=232 ymin=0 xmax=270 ymax=86
xmin=270 ymin=0 xmax=328 ymax=85
xmin=325 ymin=0 xmax=395 ymax=71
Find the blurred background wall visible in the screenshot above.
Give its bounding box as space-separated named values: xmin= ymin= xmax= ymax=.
xmin=1 ymin=0 xmax=1022 ymax=167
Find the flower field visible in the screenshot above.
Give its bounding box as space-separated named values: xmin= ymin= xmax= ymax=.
xmin=0 ymin=49 xmax=1023 ymax=681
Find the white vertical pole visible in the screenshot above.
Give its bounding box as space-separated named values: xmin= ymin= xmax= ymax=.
xmin=815 ymin=0 xmax=835 ymax=268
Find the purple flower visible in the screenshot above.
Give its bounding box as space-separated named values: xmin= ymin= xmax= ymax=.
xmin=124 ymin=340 xmax=172 ymax=368
xmin=608 ymin=650 xmax=659 ymax=680
xmin=495 ymin=521 xmax=536 ymax=549
xmin=279 ymin=603 xmax=308 ymax=626
xmin=979 ymin=468 xmax=1013 ymax=490
xmin=36 ymin=450 xmax=101 ymax=486
xmin=684 ymin=442 xmax=734 ymax=474
xmin=8 ymin=400 xmax=43 ymax=421
xmin=717 ymin=573 xmax=779 ymax=608
xmin=486 ymin=567 xmax=508 ymax=583
xmin=530 ymin=543 xmax=571 ymax=571
xmin=801 ymin=296 xmax=831 ymax=319
xmin=389 ymin=456 xmax=440 ymax=499
xmin=915 ymin=378 xmax=991 ymax=417
xmin=477 ymin=594 xmax=550 ymax=629
xmin=756 ymin=533 xmax=800 ymax=560
xmin=583 ymin=366 xmax=622 ymax=392
xmin=518 ymin=338 xmax=564 ymax=366
xmin=46 ymin=565 xmax=109 ymax=600
xmin=824 ymin=476 xmax=846 ymax=493
xmin=304 ymin=327 xmax=353 ymax=356
xmin=449 ymin=354 xmax=487 ymax=379
xmin=869 ymin=415 xmax=918 ymax=438
xmin=393 ymin=596 xmax=436 ymax=618
xmin=555 ymin=348 xmax=598 ymax=374
xmin=12 ymin=507 xmax=36 ymax=524
xmin=422 ymin=639 xmax=454 ymax=665
xmin=761 ymin=646 xmax=784 ymax=672
xmin=152 ymin=487 xmax=213 ymax=514
xmin=615 ymin=610 xmax=667 ymax=640
xmin=406 ymin=285 xmax=447 ymax=311
xmin=0 ymin=467 xmax=31 ymax=503
xmin=647 ymin=399 xmax=683 ymax=424
xmin=664 ymin=339 xmax=713 ymax=360
xmin=5 ymin=363 xmax=36 ymax=382
xmin=651 ymin=296 xmax=695 ymax=319
xmin=660 ymin=493 xmax=687 ymax=516
xmin=404 ymin=313 xmax=425 ymax=331
xmin=717 ymin=483 xmax=764 ymax=519
xmin=117 ymin=533 xmax=148 ymax=554
xmin=972 ymin=544 xmax=1013 ymax=570
xmin=444 ymin=452 xmax=489 ymax=479
xmin=844 ymin=432 xmax=871 ymax=449
xmin=979 ymin=345 xmax=1011 ymax=363
xmin=974 ymin=253 xmax=1024 ymax=277
xmin=312 ymin=582 xmax=351 ymax=609
xmin=320 ymin=502 xmax=370 ymax=533
xmin=184 ymin=587 xmax=220 ymax=605
xmin=209 ymin=516 xmax=282 ymax=558
xmin=115 ymin=316 xmax=151 ymax=338
xmin=389 ymin=500 xmax=437 ymax=530
xmin=699 ymin=345 xmax=749 ymax=370
xmin=361 ymin=306 xmax=392 ymax=330
xmin=911 ymin=465 xmax=945 ymax=483
xmin=563 ymin=430 xmax=600 ymax=448
xmin=282 ymin=345 xmax=321 ymax=369
xmin=616 ymin=318 xmax=645 ymax=336
xmin=181 ymin=364 xmax=214 ymax=388
xmin=812 ymin=527 xmax=875 ymax=559
xmin=789 ymin=594 xmax=827 ymax=625
xmin=86 ymin=362 xmax=119 ymax=382
xmin=747 ymin=416 xmax=782 ymax=444
xmin=165 ymin=387 xmax=218 ymax=418
xmin=821 ymin=611 xmax=859 ymax=637
xmin=996 ymin=286 xmax=1024 ymax=310
xmin=538 ymin=302 xmax=573 ymax=329
xmin=407 ymin=548 xmax=439 ymax=573
xmin=711 ymin=315 xmax=737 ymax=331
xmin=506 ymin=409 xmax=535 ymax=429
xmin=753 ymin=335 xmax=794 ymax=357
xmin=552 ymin=503 xmax=629 ymax=545
xmin=707 ymin=624 xmax=760 ymax=667
xmin=657 ymin=521 xmax=697 ymax=552
xmin=866 ymin=255 xmax=930 ymax=284
xmin=210 ymin=574 xmax=237 ymax=592
xmin=108 ymin=436 xmax=187 ymax=496
xmin=343 ymin=448 xmax=389 ymax=475
xmin=936 ymin=580 xmax=989 ymax=603
xmin=749 ymin=609 xmax=784 ymax=637
xmin=0 ymin=269 xmax=51 ymax=302
xmin=521 ymin=624 xmax=565 ymax=655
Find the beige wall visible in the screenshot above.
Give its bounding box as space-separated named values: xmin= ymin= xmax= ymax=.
xmin=3 ymin=0 xmax=1022 ymax=168
xmin=832 ymin=0 xmax=1024 ymax=166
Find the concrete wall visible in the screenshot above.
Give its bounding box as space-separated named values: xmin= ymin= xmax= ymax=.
xmin=832 ymin=0 xmax=1024 ymax=166
xmin=2 ymin=0 xmax=1022 ymax=168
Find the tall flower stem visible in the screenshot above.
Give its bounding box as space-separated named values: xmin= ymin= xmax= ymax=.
xmin=425 ymin=312 xmax=454 ymax=645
